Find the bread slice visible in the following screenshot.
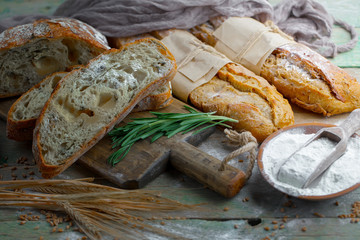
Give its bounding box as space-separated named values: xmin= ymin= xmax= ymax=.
xmin=132 ymin=82 xmax=173 ymax=112
xmin=7 ymin=72 xmax=173 ymax=141
xmin=32 ymin=38 xmax=176 ymax=178
xmin=7 ymin=71 xmax=67 ymax=141
xmin=0 ymin=18 xmax=110 ymax=98
xmin=189 ymin=63 xmax=294 ymax=142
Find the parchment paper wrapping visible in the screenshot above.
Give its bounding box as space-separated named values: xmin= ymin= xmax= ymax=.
xmin=213 ymin=17 xmax=295 ymax=75
xmin=161 ymin=30 xmax=231 ymax=102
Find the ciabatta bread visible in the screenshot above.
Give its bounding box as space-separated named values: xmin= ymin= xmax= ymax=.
xmin=190 ymin=17 xmax=360 ymax=116
xmin=7 ymin=71 xmax=173 ymax=141
xmin=0 ymin=18 xmax=110 ymax=98
xmin=32 ymin=38 xmax=176 ymax=178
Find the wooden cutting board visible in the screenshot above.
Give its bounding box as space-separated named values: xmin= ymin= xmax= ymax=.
xmin=0 ymin=97 xmax=246 ymax=198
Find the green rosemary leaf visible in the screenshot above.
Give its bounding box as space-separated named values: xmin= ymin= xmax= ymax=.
xmin=108 ymin=144 xmax=132 ymax=166
xmin=151 ymin=131 xmax=165 ymax=143
xmin=166 ymin=124 xmax=192 ymax=138
xmin=192 ymin=120 xmax=228 ymax=135
xmin=107 ymin=106 xmax=238 ymax=166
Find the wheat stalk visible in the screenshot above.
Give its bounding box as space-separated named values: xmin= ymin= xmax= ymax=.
xmin=0 ymin=179 xmax=196 ymax=240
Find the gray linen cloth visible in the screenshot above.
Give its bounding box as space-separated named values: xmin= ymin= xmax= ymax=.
xmin=0 ymin=0 xmax=357 ymax=58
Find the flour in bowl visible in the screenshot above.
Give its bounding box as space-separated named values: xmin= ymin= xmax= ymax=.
xmin=261 ymin=128 xmax=360 ymax=197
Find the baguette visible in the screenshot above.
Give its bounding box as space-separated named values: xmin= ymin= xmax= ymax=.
xmin=7 ymin=71 xmax=173 ymax=141
xmin=190 ymin=17 xmax=360 ymax=116
xmin=156 ymin=30 xmax=294 ymax=142
xmin=0 ymin=18 xmax=110 ymax=98
xmin=32 ymin=38 xmax=176 ymax=178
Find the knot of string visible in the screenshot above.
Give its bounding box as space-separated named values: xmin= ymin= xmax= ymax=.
xmin=219 ymin=129 xmax=258 ymax=180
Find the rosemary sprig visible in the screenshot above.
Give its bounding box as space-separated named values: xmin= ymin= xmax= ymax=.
xmin=108 ymin=106 xmax=238 ymax=166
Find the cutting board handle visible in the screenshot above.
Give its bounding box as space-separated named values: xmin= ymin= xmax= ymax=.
xmin=169 ymin=141 xmax=246 ymax=198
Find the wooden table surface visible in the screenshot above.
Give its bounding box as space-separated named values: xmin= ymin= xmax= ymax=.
xmin=0 ymin=1 xmax=360 ymax=240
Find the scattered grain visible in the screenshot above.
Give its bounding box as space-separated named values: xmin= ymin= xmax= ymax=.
xmin=313 ymin=212 xmax=325 ymax=218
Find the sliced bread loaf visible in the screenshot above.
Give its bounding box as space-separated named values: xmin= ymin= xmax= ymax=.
xmin=0 ymin=18 xmax=110 ymax=98
xmin=7 ymin=72 xmax=173 ymax=141
xmin=32 ymin=38 xmax=176 ymax=178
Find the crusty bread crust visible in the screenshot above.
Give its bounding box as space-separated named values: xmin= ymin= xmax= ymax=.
xmin=32 ymin=38 xmax=176 ymax=178
xmin=132 ymin=82 xmax=173 ymax=112
xmin=189 ymin=63 xmax=294 ymax=142
xmin=0 ymin=18 xmax=109 ymax=52
xmin=0 ymin=18 xmax=110 ymax=98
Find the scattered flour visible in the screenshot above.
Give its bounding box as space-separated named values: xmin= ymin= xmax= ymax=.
xmin=261 ymin=128 xmax=360 ymax=197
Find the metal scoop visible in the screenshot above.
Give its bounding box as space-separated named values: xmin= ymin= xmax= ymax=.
xmin=278 ymin=109 xmax=360 ymax=189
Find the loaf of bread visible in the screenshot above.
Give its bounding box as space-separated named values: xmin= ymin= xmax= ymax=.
xmin=0 ymin=18 xmax=110 ymax=98
xmin=7 ymin=70 xmax=173 ymax=141
xmin=155 ymin=29 xmax=294 ymax=142
xmin=189 ymin=63 xmax=294 ymax=142
xmin=32 ymin=38 xmax=176 ymax=178
xmin=190 ymin=17 xmax=360 ymax=116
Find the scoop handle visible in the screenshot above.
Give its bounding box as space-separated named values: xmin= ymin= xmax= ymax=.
xmin=339 ymin=109 xmax=360 ymax=139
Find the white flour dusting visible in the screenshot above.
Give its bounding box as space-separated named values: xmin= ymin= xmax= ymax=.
xmin=261 ymin=128 xmax=360 ymax=196
xmin=277 ymin=136 xmax=337 ymax=188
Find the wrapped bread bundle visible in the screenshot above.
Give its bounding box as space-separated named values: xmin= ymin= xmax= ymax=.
xmin=154 ymin=30 xmax=294 ymax=142
xmin=190 ymin=17 xmax=360 ymax=116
